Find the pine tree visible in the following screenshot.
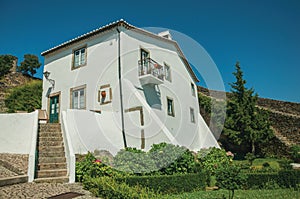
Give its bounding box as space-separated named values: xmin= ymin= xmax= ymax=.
xmin=19 ymin=54 xmax=41 ymax=76
xmin=224 ymin=62 xmax=273 ymax=155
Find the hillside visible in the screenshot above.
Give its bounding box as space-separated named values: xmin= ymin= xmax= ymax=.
xmin=198 ymin=86 xmax=300 ymax=156
xmin=0 ymin=72 xmax=41 ymax=113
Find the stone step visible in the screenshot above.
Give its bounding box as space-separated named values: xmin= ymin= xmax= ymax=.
xmin=38 ymin=145 xmax=65 ymax=152
xmin=38 ymin=141 xmax=63 ymax=147
xmin=38 ymin=137 xmax=63 ymax=142
xmin=34 ymin=176 xmax=69 ymax=183
xmin=36 ymin=169 xmax=67 ymax=178
xmin=38 ymin=132 xmax=62 ymax=137
xmin=39 ymin=124 xmax=61 ymax=132
xmin=38 ymin=163 xmax=67 ymax=170
xmin=38 ymin=157 xmax=66 ymax=164
xmin=38 ymin=151 xmax=65 ymax=157
xmin=39 ymin=127 xmax=61 ymax=133
xmin=39 ymin=123 xmax=61 ymax=128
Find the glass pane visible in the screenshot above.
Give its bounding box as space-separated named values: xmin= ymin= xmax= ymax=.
xmin=73 ymin=91 xmax=78 ymax=109
xmin=74 ymin=52 xmax=79 ymax=67
xmin=79 ymin=97 xmax=84 ymax=108
xmin=167 ymin=99 xmax=173 ymax=115
xmin=190 ymin=108 xmax=195 ymax=122
xmin=80 ymin=50 xmax=85 ymax=65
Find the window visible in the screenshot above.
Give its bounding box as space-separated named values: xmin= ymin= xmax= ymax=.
xmin=190 ymin=108 xmax=195 ymax=123
xmin=164 ymin=63 xmax=171 ymax=82
xmin=98 ymin=84 xmax=112 ymax=105
xmin=71 ymin=85 xmax=86 ymax=109
xmin=167 ymin=97 xmax=175 ymax=117
xmin=73 ymin=47 xmax=86 ymax=69
xmin=191 ymin=83 xmax=196 ymax=97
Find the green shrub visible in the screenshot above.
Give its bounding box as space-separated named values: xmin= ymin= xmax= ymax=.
xmin=278 ymin=170 xmax=300 ymax=188
xmin=113 ymin=143 xmax=197 ymax=175
xmin=117 ymin=172 xmax=208 ymax=194
xmin=245 ymin=170 xmax=300 ymax=189
xmin=290 ymin=145 xmax=300 ymax=163
xmin=216 ymin=164 xmax=247 ymax=199
xmin=113 ymin=147 xmax=157 ymax=175
xmin=197 ymin=147 xmax=232 ymax=175
xmin=245 ymin=173 xmax=279 ymax=189
xmin=83 ymin=176 xmax=162 ymax=199
xmin=5 ymin=80 xmax=42 ymax=112
xmin=76 ymin=152 xmax=122 ymax=182
xmin=149 ymin=143 xmax=196 ymax=175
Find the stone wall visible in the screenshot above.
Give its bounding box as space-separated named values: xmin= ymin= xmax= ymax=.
xmin=257 ymin=97 xmax=300 ymax=116
xmin=269 ymin=111 xmax=300 ymax=145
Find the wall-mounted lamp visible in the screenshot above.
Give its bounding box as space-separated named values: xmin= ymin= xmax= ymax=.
xmin=43 ymin=71 xmax=50 ymax=79
xmin=43 ymin=71 xmax=55 ymax=89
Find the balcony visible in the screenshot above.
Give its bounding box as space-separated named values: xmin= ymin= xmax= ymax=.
xmin=138 ymin=58 xmax=164 ymax=85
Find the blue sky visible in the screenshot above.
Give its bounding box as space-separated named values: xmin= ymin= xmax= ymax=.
xmin=1 ymin=0 xmax=299 ymax=102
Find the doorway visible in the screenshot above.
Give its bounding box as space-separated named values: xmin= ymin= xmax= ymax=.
xmin=49 ymin=94 xmax=59 ymax=123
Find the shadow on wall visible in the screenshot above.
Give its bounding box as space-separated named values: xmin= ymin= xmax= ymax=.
xmin=142 ymin=84 xmax=161 ymax=110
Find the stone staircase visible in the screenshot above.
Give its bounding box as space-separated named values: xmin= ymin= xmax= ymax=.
xmin=34 ymin=123 xmax=68 ymax=183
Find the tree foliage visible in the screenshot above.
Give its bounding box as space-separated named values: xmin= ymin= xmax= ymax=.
xmin=224 ymin=62 xmax=273 ymax=155
xmin=0 ymin=55 xmax=16 ymax=77
xmin=5 ymin=80 xmax=42 ymax=112
xmin=197 ymin=147 xmax=232 ymax=175
xmin=19 ymin=54 xmax=41 ymax=76
xmin=216 ymin=164 xmax=247 ymax=199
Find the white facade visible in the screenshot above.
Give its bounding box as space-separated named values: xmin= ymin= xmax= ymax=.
xmin=41 ymin=20 xmax=219 ymax=154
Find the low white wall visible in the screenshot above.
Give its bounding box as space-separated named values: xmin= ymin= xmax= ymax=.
xmin=61 ymin=111 xmax=76 ymax=183
xmin=0 ymin=111 xmax=38 ymax=154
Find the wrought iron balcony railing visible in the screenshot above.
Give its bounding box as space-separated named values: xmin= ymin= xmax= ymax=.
xmin=138 ymin=58 xmax=164 ymax=84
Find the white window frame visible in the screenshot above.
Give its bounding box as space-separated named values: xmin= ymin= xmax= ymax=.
xmin=70 ymin=85 xmax=86 ymax=109
xmin=73 ymin=46 xmax=87 ymax=69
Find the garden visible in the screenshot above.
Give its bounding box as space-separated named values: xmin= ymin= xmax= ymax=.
xmin=75 ymin=63 xmax=300 ymax=198
xmin=75 ymin=143 xmax=300 ymax=199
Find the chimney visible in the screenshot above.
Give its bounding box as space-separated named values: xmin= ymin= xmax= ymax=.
xmin=158 ymin=30 xmax=172 ymax=40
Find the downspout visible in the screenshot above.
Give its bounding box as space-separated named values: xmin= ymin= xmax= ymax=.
xmin=116 ymin=27 xmax=127 ymax=148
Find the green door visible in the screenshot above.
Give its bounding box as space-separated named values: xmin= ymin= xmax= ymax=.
xmin=49 ymin=95 xmax=59 ymax=123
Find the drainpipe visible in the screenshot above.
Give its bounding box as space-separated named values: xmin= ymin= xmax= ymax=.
xmin=116 ymin=27 xmax=127 ymax=148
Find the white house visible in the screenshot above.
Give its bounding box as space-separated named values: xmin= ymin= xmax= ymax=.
xmin=41 ymin=19 xmax=219 ymax=155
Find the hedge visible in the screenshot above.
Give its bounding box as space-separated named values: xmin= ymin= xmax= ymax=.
xmin=83 ymin=176 xmax=162 ymax=199
xmin=245 ymin=170 xmax=300 ymax=189
xmin=117 ymin=172 xmax=209 ymax=194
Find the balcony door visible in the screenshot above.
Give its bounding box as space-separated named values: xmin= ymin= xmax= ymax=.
xmin=140 ymin=49 xmax=149 ymax=74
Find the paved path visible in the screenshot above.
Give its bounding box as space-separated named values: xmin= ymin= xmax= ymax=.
xmin=0 ymin=183 xmax=98 ymax=199
xmin=0 ymin=165 xmax=18 ymax=178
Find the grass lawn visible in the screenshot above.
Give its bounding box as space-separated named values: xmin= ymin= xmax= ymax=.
xmin=234 ymin=158 xmax=282 ymax=170
xmin=166 ymin=189 xmax=299 ymax=199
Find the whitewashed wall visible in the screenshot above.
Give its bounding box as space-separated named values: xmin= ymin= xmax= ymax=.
xmin=0 ymin=111 xmax=38 ymax=154
xmin=43 ymin=26 xmax=219 ymax=153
